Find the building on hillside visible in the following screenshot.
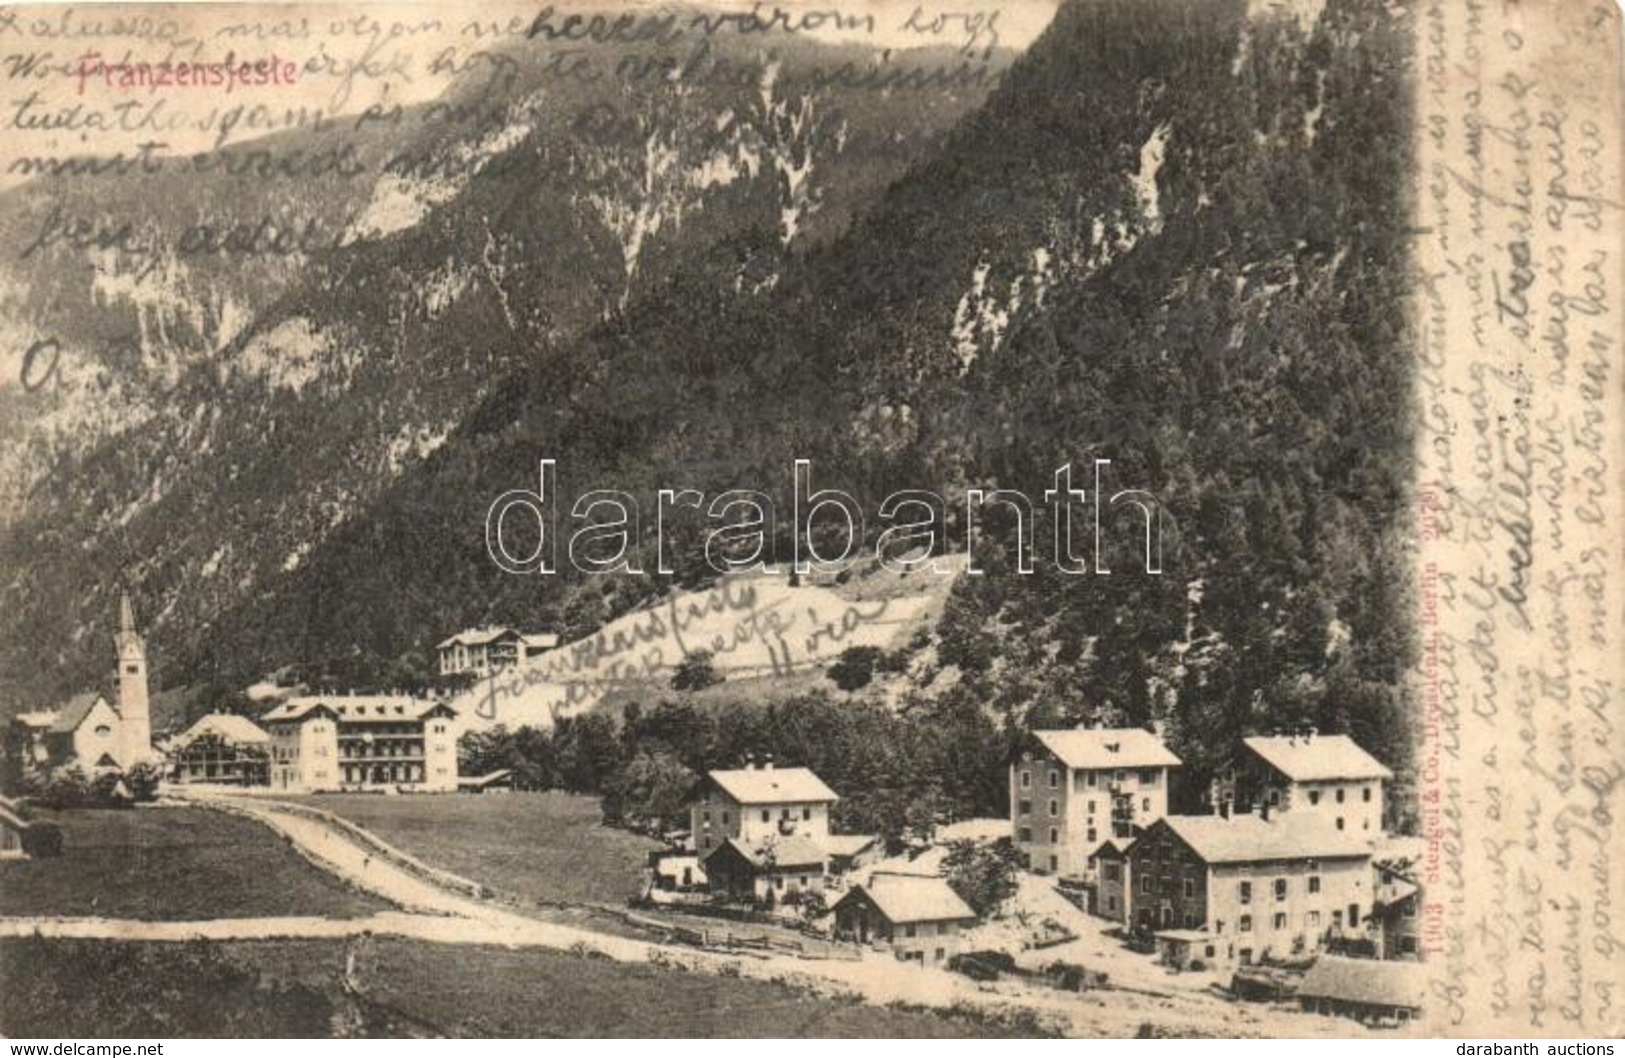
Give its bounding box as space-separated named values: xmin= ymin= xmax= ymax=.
xmin=700 ymin=834 xmax=829 ymax=903
xmin=690 ymin=758 xmax=837 ymax=853
xmin=5 ymin=593 xmax=155 ymax=776
xmin=1011 ymin=728 xmax=1181 ymax=878
xmin=1127 ymin=812 xmax=1374 ymax=967
xmin=259 ymin=694 xmax=459 ymax=793
xmin=832 ymin=872 xmax=979 ymax=964
xmin=1227 ymin=732 xmax=1391 ymax=834
xmin=167 ymin=713 xmax=271 ymax=785
xmin=436 ymin=627 xmax=558 ymax=677
xmin=821 ymin=833 xmax=885 ymax=874
xmin=457 ymin=769 xmax=515 ymax=793
xmin=1297 ymin=954 xmax=1424 ymax=1026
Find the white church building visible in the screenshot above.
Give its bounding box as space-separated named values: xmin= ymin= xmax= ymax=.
xmin=9 ymin=592 xmax=156 ymax=773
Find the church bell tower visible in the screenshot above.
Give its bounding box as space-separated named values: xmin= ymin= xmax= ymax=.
xmin=116 ymin=591 xmax=151 ymax=765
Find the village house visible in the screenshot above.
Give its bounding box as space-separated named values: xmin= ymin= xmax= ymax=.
xmin=1228 ymin=731 xmax=1391 ymax=835
xmin=6 ymin=594 xmax=154 ymax=776
xmin=1370 ymin=867 xmax=1422 ymax=960
xmin=436 ymin=627 xmax=558 ymax=677
xmin=1125 ymin=812 xmax=1374 ymax=969
xmin=1091 ymin=835 xmax=1136 ymax=921
xmin=1296 ymin=954 xmax=1425 ymax=1026
xmin=689 ymin=758 xmax=837 ymax=853
xmin=166 ymin=713 xmax=271 ymax=786
xmin=832 ymin=872 xmax=979 ymax=964
xmin=259 ymin=694 xmax=459 ymax=793
xmin=1011 ymin=728 xmax=1180 ymax=879
xmin=700 ymin=834 xmax=828 ymax=904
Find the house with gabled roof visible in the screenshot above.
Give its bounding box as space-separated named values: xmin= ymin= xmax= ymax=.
xmin=1011 ymin=727 xmax=1181 ymax=879
xmin=689 ymin=757 xmax=838 ymax=853
xmin=167 ymin=713 xmax=271 ymax=786
xmin=1297 ymin=954 xmax=1424 ymax=1025
xmin=259 ymin=694 xmax=458 ymax=793
xmin=700 ymin=834 xmax=830 ymax=903
xmin=436 ymin=627 xmax=558 ymax=677
xmin=832 ymin=872 xmax=979 ymax=964
xmin=1234 ymin=731 xmax=1392 ymax=835
xmin=1126 ymin=812 xmax=1375 ymax=968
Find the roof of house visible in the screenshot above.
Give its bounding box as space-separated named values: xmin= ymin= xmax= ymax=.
xmin=436 ymin=626 xmax=521 ymax=649
xmin=521 ymin=633 xmax=559 ymax=650
xmin=1242 ymin=735 xmax=1393 ymax=782
xmin=1091 ymin=836 xmax=1137 ymax=860
xmin=843 ymin=873 xmax=977 ymax=925
xmin=707 ymin=766 xmax=838 ymax=805
xmin=1297 ymin=955 xmax=1426 ymax=1009
xmin=262 ymin=696 xmax=454 ymax=724
xmin=1153 ymin=928 xmax=1213 ymax=944
xmin=173 ymin=713 xmax=270 ymax=747
xmin=49 ymin=693 xmax=113 ymax=735
xmin=702 ymin=835 xmax=828 ymax=872
xmin=12 ymin=711 xmax=56 ymax=729
xmin=1032 ymin=728 xmax=1181 ymax=771
xmin=820 ymin=834 xmax=881 ymax=857
xmin=1156 ymin=813 xmax=1373 ymax=865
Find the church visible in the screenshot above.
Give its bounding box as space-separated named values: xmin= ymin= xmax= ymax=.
xmin=9 ymin=592 xmax=155 ymax=774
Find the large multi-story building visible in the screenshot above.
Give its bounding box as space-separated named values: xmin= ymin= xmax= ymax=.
xmin=1011 ymin=728 xmax=1181 ymax=878
xmin=1232 ymin=732 xmax=1391 ymax=835
xmin=259 ymin=694 xmax=459 ymax=793
xmin=1124 ymin=812 xmax=1374 ymax=968
xmin=167 ymin=713 xmax=271 ymax=786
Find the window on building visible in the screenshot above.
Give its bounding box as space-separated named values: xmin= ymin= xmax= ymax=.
xmin=1308 ymin=875 xmax=1321 ymax=894
xmin=1308 ymin=790 xmax=1322 ymax=805
xmin=1049 ymin=855 xmax=1058 ymax=871
xmin=782 ymin=807 xmax=791 ymax=820
xmin=1048 ymin=799 xmax=1059 ymax=816
xmin=1021 ymin=770 xmax=1032 ymax=789
xmin=1336 ymin=817 xmax=1346 ymax=831
xmin=1019 ymin=826 xmax=1032 ymax=842
xmin=1348 ymin=904 xmax=1360 ymax=927
xmin=1086 ymin=827 xmax=1097 ymax=843
xmin=1274 ymin=878 xmax=1288 ymax=901
xmin=1087 ymin=772 xmax=1098 ymax=788
xmin=1048 ymin=770 xmax=1059 ymax=789
xmin=1048 ymin=827 xmax=1059 ymax=844
xmin=905 ymin=924 xmax=916 ymax=938
xmin=1306 ymin=910 xmax=1321 ymax=929
xmin=1363 ymin=786 xmax=1373 ymax=803
xmin=1108 ymin=896 xmax=1118 ymax=913
xmin=1114 ymin=770 xmax=1126 ymax=783
xmin=1273 ymin=912 xmax=1288 ymax=930
xmin=1238 ymin=881 xmax=1252 ymax=904
xmin=1400 ymin=936 xmax=1417 ymax=954
xmin=1142 ymin=797 xmax=1151 ymax=812
xmin=1019 ymin=799 xmax=1032 ymax=815
xmin=1239 ymin=915 xmax=1253 ymax=933
xmin=1183 ymin=878 xmax=1195 ymax=899
xmin=802 ymin=807 xmax=811 ymax=820
xmin=703 ymin=811 xmax=712 ymax=824
xmin=1403 ymin=898 xmax=1417 ymax=918
xmin=1104 ymin=863 xmax=1121 ymax=882
xmin=1139 ymin=770 xmax=1157 ymax=785
xmin=761 ymin=810 xmax=770 ymax=823
xmin=1268 ymin=789 xmax=1281 ymax=806
xmin=1140 ymin=875 xmax=1153 ymax=894
xmin=1087 ymin=800 xmax=1096 ymax=814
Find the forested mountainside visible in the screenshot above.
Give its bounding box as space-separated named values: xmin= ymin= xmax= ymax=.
xmin=0 ymin=28 xmax=1006 ymax=705
xmin=4 ymin=0 xmax=1415 ymax=820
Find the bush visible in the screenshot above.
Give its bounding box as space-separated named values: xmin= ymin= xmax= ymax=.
xmin=20 ymin=820 xmax=63 ymax=858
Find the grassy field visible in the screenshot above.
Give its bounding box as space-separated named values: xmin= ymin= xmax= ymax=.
xmin=0 ymin=935 xmax=1041 ymax=1037
xmin=292 ymin=791 xmax=660 ymax=906
xmin=0 ymin=807 xmax=388 ymax=920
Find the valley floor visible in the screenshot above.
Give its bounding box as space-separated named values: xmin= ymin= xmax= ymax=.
xmin=0 ymin=792 xmax=1398 ymax=1038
